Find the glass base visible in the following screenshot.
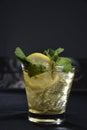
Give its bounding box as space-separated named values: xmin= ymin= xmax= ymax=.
xmin=28 ymin=112 xmax=65 ymax=125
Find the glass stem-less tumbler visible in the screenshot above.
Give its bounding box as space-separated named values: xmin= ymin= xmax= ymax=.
xmin=22 ymin=65 xmax=74 ymax=125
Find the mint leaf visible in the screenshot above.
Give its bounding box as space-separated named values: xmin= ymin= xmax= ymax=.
xmin=26 ymin=63 xmax=46 ymax=77
xmin=43 ymin=48 xmax=64 ymax=62
xmin=43 ymin=48 xmax=73 ymax=72
xmin=15 ymin=47 xmax=47 ymax=77
xmin=43 ymin=48 xmax=54 ymax=59
xmin=15 ymin=47 xmax=26 ymax=60
xmin=52 ymin=48 xmax=64 ymax=62
xmin=54 ymin=48 xmax=64 ymax=55
xmin=56 ymin=57 xmax=73 ymax=72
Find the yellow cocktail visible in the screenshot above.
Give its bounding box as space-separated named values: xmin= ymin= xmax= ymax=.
xmin=15 ymin=47 xmax=74 ymax=125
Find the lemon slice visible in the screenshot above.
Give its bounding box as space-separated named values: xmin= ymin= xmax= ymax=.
xmin=27 ymin=52 xmax=51 ymax=70
xmin=23 ymin=52 xmax=59 ymax=89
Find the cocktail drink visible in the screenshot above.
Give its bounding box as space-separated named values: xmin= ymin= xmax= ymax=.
xmin=15 ymin=47 xmax=74 ymax=125
xmin=23 ymin=66 xmax=74 ymax=125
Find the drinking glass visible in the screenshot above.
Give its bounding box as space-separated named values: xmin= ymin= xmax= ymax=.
xmin=22 ymin=65 xmax=74 ymax=125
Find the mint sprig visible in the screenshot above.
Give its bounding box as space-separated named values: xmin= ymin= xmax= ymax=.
xmin=15 ymin=47 xmax=73 ymax=76
xmin=56 ymin=57 xmax=73 ymax=72
xmin=15 ymin=47 xmax=46 ymax=77
xmin=43 ymin=48 xmax=64 ymax=62
xmin=43 ymin=48 xmax=73 ymax=72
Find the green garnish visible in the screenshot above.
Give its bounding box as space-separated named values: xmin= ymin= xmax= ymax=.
xmin=56 ymin=57 xmax=73 ymax=72
xmin=15 ymin=47 xmax=46 ymax=77
xmin=43 ymin=48 xmax=73 ymax=72
xmin=15 ymin=47 xmax=73 ymax=77
xmin=43 ymin=48 xmax=64 ymax=62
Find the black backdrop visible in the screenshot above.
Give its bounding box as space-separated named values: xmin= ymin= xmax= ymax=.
xmin=0 ymin=0 xmax=87 ymax=58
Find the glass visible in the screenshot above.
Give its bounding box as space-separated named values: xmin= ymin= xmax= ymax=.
xmin=22 ymin=65 xmax=74 ymax=125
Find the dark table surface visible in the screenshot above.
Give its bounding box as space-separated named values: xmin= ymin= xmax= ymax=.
xmin=0 ymin=89 xmax=87 ymax=130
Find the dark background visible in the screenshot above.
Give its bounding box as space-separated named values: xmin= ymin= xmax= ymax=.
xmin=0 ymin=0 xmax=87 ymax=58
